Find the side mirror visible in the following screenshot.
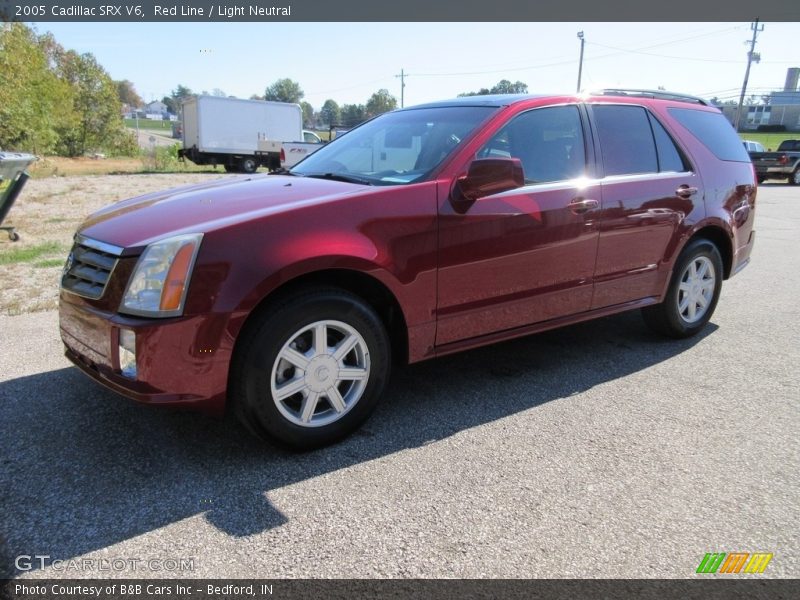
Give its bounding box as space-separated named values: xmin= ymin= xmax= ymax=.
xmin=453 ymin=158 xmax=524 ymax=204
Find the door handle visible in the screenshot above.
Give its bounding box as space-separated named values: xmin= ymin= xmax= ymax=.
xmin=569 ymin=198 xmax=599 ymax=214
xmin=676 ymin=185 xmax=698 ymax=198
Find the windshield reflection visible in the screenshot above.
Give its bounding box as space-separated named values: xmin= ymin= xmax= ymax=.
xmin=291 ymin=106 xmax=498 ymax=185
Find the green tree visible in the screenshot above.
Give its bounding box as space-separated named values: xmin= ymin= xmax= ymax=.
xmin=54 ymin=50 xmax=132 ymax=156
xmin=709 ymin=97 xmax=736 ymax=107
xmin=300 ymin=101 xmax=314 ymax=128
xmin=264 ymin=78 xmax=304 ymax=104
xmin=115 ymin=79 xmax=143 ymax=109
xmin=161 ymin=96 xmax=175 ymax=115
xmin=491 ymin=80 xmax=528 ymax=94
xmin=459 ymin=79 xmax=528 ymax=97
xmin=0 ymin=23 xmax=66 ymax=153
xmin=0 ymin=24 xmax=135 ymax=157
xmin=365 ymin=89 xmax=397 ymax=118
xmin=163 ymin=84 xmax=194 ymax=114
xmin=340 ymin=104 xmax=366 ymax=127
xmin=320 ymin=99 xmax=340 ymax=127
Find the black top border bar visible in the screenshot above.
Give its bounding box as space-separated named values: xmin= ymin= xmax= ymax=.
xmin=2 ymin=0 xmax=800 ymax=22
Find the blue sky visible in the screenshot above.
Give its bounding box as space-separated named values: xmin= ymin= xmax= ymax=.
xmin=30 ymin=21 xmax=800 ymax=109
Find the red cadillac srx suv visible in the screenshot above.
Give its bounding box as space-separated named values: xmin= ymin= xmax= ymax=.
xmin=59 ymin=90 xmax=756 ymax=449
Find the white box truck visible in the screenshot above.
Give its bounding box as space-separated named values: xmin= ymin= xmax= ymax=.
xmin=179 ymin=96 xmax=303 ymax=173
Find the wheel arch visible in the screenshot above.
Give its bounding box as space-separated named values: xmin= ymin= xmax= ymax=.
xmin=230 ymin=267 xmax=410 ymax=369
xmin=685 ymin=223 xmax=734 ymax=280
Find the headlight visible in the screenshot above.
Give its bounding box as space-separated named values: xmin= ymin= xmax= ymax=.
xmin=120 ymin=233 xmax=203 ymax=318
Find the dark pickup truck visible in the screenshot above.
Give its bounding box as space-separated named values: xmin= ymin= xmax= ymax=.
xmin=750 ymin=139 xmax=800 ymax=185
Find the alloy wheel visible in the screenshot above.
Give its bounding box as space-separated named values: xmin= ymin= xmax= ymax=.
xmin=677 ymin=256 xmax=716 ymax=324
xmin=270 ymin=320 xmax=370 ymax=427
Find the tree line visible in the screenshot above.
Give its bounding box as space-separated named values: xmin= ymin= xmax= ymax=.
xmin=156 ymin=78 xmax=401 ymax=129
xmin=158 ymin=77 xmax=528 ymax=131
xmin=0 ymin=23 xmax=137 ymax=156
xmin=1 ymin=22 xmax=532 ymax=157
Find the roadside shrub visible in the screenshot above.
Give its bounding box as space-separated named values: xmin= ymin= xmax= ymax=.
xmin=104 ymin=129 xmax=140 ymax=157
xmin=148 ymin=143 xmax=182 ymax=172
xmin=757 ymin=124 xmax=787 ymax=133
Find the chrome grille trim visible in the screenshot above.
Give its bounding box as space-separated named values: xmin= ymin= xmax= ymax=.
xmin=75 ymin=234 xmax=124 ymax=256
xmin=61 ymin=235 xmax=123 ymax=300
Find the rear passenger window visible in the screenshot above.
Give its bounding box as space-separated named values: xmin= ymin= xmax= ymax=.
xmin=648 ymin=114 xmax=690 ymax=172
xmin=593 ymin=105 xmax=658 ymax=175
xmin=668 ymin=108 xmax=750 ymax=162
xmin=479 ymin=105 xmax=586 ymax=184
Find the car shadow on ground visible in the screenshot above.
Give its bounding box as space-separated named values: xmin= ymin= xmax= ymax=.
xmin=0 ymin=311 xmax=716 ymax=576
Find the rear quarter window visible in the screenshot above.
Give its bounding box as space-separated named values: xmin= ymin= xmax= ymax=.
xmin=668 ymin=108 xmax=750 ymax=162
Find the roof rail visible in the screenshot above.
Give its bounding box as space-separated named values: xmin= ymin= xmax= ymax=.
xmin=593 ymin=89 xmax=708 ymax=106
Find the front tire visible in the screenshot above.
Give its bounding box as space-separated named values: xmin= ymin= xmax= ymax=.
xmin=642 ymin=239 xmax=723 ymax=339
xmin=231 ymin=288 xmax=390 ymax=449
xmin=790 ymin=167 xmax=800 ymax=186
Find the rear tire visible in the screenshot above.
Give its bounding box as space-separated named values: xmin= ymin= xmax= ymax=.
xmin=241 ymin=157 xmax=258 ymax=174
xmin=642 ymin=239 xmax=723 ymax=339
xmin=231 ymin=288 xmax=390 ymax=450
xmin=790 ymin=167 xmax=800 ymax=186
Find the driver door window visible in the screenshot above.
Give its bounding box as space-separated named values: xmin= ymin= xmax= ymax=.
xmin=479 ymin=106 xmax=586 ymax=183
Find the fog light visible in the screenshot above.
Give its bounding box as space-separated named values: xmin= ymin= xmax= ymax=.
xmin=119 ymin=329 xmax=137 ymax=378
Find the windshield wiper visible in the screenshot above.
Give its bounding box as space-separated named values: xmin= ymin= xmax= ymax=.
xmin=302 ymin=172 xmax=373 ymax=185
xmin=269 ymin=168 xmax=296 ymax=176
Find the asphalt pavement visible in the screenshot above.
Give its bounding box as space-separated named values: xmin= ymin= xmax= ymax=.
xmin=1 ymin=184 xmax=797 ymax=579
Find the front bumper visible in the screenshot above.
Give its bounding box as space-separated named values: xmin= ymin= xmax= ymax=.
xmin=59 ymin=293 xmax=232 ymax=415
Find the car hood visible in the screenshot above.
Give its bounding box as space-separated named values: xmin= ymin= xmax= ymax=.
xmin=78 ymin=174 xmax=365 ymax=251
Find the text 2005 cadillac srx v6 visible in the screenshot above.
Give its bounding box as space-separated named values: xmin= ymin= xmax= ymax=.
xmin=60 ymin=90 xmax=756 ymax=448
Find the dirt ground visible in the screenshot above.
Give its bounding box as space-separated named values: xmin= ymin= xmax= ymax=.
xmin=0 ymin=171 xmax=226 ymax=315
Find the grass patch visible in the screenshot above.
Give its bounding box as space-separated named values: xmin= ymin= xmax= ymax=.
xmin=34 ymin=258 xmax=67 ymax=268
xmin=124 ymin=118 xmax=175 ymax=131
xmin=0 ymin=241 xmax=65 ymax=265
xmin=738 ymin=133 xmax=798 ymax=150
xmin=27 ymin=156 xmax=220 ymax=178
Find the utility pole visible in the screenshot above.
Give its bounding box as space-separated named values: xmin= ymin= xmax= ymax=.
xmin=576 ymin=31 xmax=585 ymax=93
xmin=734 ymin=19 xmax=764 ymax=132
xmin=395 ymin=69 xmax=406 ymax=108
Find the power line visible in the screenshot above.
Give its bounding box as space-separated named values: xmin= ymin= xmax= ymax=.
xmin=412 ymin=24 xmax=743 ymax=78
xmin=587 ymin=40 xmax=796 ymax=65
xmin=305 ymin=77 xmax=391 ymax=97
xmin=587 ymin=41 xmax=745 ymax=64
xmin=409 ymin=27 xmax=749 ymax=79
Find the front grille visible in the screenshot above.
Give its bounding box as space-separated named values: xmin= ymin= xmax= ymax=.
xmin=61 ymin=235 xmax=123 ymax=300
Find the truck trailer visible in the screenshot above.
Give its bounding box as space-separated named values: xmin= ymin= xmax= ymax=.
xmin=178 ymin=96 xmax=303 ymax=173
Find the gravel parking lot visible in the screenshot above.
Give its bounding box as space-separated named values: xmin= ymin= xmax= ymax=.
xmin=0 ymin=184 xmax=797 ymax=580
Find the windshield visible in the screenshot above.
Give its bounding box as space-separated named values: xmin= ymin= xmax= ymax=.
xmin=291 ymin=106 xmax=498 ymax=185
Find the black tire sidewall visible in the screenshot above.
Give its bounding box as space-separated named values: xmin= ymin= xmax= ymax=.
xmin=241 ymin=158 xmax=257 ymax=173
xmin=236 ymin=291 xmax=390 ymax=449
xmin=662 ymin=240 xmax=724 ymax=337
